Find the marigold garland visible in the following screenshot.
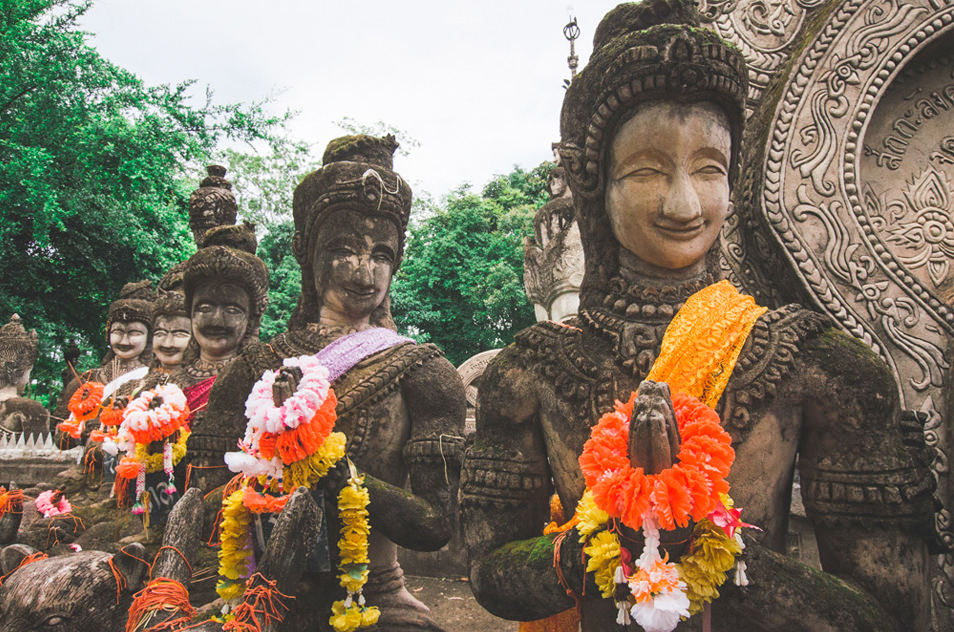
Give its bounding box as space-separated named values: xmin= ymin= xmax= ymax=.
xmin=574 ymin=387 xmax=754 ymax=632
xmin=106 ymin=384 xmax=192 ymax=515
xmin=57 ymin=381 xmax=106 ymax=439
xmin=217 ymin=355 xmax=378 ymax=632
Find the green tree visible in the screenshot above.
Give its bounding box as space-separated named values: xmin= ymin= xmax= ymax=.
xmin=0 ymin=0 xmax=289 ymax=398
xmin=391 ymin=162 xmax=553 ymax=366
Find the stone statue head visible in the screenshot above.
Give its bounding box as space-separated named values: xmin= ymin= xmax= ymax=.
xmin=103 ymin=281 xmax=154 ymax=367
xmin=0 ymin=315 xmax=38 ymax=393
xmin=557 ymin=0 xmax=748 ymax=306
xmin=181 ymin=223 xmax=268 ymax=361
xmin=290 ymin=134 xmax=412 ymax=330
xmin=547 ymin=166 xmax=569 ymax=200
xmin=188 ymin=165 xmax=238 ymax=248
xmin=151 ymin=291 xmax=191 ymax=369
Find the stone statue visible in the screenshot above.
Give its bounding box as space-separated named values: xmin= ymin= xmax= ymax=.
xmin=189 ymin=165 xmax=239 ymax=248
xmin=0 ymin=542 xmax=149 ymax=632
xmin=158 ymin=165 xmax=241 ymax=294
xmin=187 ymin=134 xmax=466 ymax=631
xmin=151 ymin=291 xmax=191 ymax=372
xmin=0 ymin=315 xmax=48 ymax=436
xmin=523 ymin=163 xmax=584 ymax=322
xmin=170 ymin=222 xmax=268 ymax=418
xmin=461 ymin=3 xmax=934 ymax=631
xmin=54 ymin=280 xmax=155 ymax=446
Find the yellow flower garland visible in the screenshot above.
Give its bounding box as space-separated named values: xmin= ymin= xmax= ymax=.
xmin=133 ymin=429 xmax=190 ymax=474
xmin=216 ymin=443 xmax=379 ymax=631
xmin=330 ymin=464 xmax=380 ymax=632
xmin=576 ymin=489 xmax=744 ymax=615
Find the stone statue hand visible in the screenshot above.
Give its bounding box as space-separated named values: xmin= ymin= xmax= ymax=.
xmin=628 ymin=380 xmax=680 ymax=476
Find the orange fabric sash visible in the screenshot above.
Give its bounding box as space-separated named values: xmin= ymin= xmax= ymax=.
xmin=646 ymin=280 xmax=767 ymax=407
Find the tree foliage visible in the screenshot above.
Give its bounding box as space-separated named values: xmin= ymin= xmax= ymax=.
xmin=391 ymin=163 xmax=553 ymax=366
xmin=0 ymin=0 xmax=288 ymax=397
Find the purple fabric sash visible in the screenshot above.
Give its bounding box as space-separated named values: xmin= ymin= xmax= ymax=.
xmin=313 ymin=328 xmax=414 ymax=383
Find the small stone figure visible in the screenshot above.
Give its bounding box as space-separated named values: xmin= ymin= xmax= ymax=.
xmin=187 ymin=135 xmax=466 ymax=631
xmin=0 ymin=315 xmax=47 ymax=436
xmin=461 ymin=3 xmax=934 ymax=631
xmin=151 ymin=291 xmax=191 ymax=372
xmin=53 ymin=281 xmax=155 ymax=446
xmin=189 ymin=165 xmax=239 ymax=248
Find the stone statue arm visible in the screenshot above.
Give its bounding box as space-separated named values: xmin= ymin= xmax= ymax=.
xmin=797 ymin=328 xmax=934 ymax=630
xmin=52 ymin=374 xmax=86 ymax=450
xmin=381 ymin=351 xmax=466 ymax=551
xmin=460 ymin=347 xmax=581 ymax=621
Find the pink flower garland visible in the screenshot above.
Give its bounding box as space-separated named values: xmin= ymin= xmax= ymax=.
xmin=35 ymin=490 xmax=71 ymax=518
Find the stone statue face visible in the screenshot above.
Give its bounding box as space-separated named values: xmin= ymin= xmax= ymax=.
xmin=191 ymin=282 xmax=250 ymax=361
xmin=108 ymin=321 xmax=149 ymax=362
xmin=606 ymin=101 xmax=731 ymax=271
xmin=152 ymin=315 xmax=191 ymax=369
xmin=549 ymin=170 xmax=567 ymax=198
xmin=313 ymin=209 xmax=399 ymax=327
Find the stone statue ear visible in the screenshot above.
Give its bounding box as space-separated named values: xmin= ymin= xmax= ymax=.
xmin=112 ymin=544 xmax=149 ymax=592
xmin=0 ymin=544 xmax=37 ymax=575
xmin=292 ymin=230 xmax=306 ymax=265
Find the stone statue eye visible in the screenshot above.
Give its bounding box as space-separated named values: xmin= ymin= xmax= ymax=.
xmin=43 ymin=615 xmax=66 ymax=627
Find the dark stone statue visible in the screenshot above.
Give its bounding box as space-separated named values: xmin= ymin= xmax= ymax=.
xmin=461 ymin=3 xmax=935 ymax=631
xmin=185 ymin=135 xmax=466 ymax=631
xmin=0 ymin=542 xmax=148 ymax=632
xmin=0 ymin=315 xmax=48 ymax=436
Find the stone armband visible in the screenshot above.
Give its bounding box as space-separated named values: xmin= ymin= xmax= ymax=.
xmin=800 ymin=456 xmax=934 ymax=532
xmin=402 ymin=434 xmax=464 ymax=468
xmin=460 ymin=453 xmax=551 ymax=510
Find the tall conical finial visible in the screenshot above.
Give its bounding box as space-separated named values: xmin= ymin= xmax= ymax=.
xmin=563 ymin=16 xmax=580 ymax=88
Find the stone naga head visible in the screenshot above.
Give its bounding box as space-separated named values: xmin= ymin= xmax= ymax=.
xmin=289 ymin=134 xmax=412 ymax=330
xmin=0 ymin=543 xmax=149 ymax=632
xmin=556 ymin=0 xmax=748 ymax=305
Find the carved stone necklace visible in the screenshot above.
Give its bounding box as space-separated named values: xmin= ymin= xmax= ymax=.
xmin=186 ymin=356 xmax=233 ymax=379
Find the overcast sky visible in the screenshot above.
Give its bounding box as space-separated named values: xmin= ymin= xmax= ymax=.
xmin=79 ymin=1 xmax=623 ymax=199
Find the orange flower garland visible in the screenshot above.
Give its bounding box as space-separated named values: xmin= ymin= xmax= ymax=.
xmin=57 ymin=381 xmax=105 ymax=439
xmin=579 ymin=391 xmax=734 ymax=532
xmin=69 ymin=381 xmax=105 ymax=421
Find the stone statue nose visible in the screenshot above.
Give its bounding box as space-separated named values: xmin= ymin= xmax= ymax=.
xmin=661 ymin=171 xmax=702 ymax=222
xmin=354 ymin=256 xmax=374 ymax=286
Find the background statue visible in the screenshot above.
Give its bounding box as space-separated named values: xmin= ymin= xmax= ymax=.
xmin=461 ymin=3 xmax=934 ymax=630
xmin=0 ymin=314 xmax=47 ymax=436
xmin=54 ymin=280 xmax=154 ymax=447
xmin=172 ymin=222 xmax=268 ymax=417
xmin=151 ymin=291 xmax=191 ymax=372
xmin=189 ymin=165 xmax=238 ymax=248
xmin=523 ymin=162 xmax=584 ymax=323
xmin=187 ymin=134 xmax=466 ymax=631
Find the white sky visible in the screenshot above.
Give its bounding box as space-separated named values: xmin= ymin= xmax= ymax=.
xmin=80 ymin=1 xmax=623 ymax=199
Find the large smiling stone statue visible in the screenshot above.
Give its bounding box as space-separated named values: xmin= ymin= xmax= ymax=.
xmin=460 ymin=2 xmax=935 ymax=630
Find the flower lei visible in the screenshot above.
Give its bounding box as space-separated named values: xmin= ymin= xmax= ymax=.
xmin=88 ymin=395 xmax=127 ymax=444
xmin=107 ymin=383 xmax=191 ymax=515
xmin=575 ymin=389 xmax=754 ymax=632
xmin=35 ymin=490 xmax=71 ymax=518
xmin=57 ymin=381 xmax=105 ymax=439
xmin=217 ymin=355 xmax=379 ymax=632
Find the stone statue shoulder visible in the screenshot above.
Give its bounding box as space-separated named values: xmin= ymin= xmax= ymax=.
xmin=723 ymin=303 xmax=830 ymax=435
